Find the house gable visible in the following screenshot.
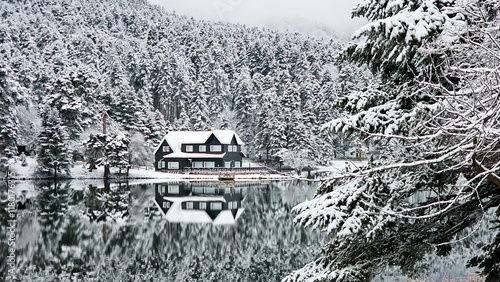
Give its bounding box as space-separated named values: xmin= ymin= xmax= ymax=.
xmin=155 ymin=130 xmax=245 ymax=170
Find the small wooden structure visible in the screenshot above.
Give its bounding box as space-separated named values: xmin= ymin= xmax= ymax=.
xmin=218 ymin=171 xmax=235 ymax=180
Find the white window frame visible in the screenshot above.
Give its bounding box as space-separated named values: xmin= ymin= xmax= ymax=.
xmin=199 ymin=145 xmax=206 ymax=152
xmin=161 ymin=185 xmax=166 ymax=194
xmin=233 ymin=145 xmax=238 ymax=152
xmin=225 ymin=161 xmax=231 ymax=168
xmin=210 ymin=145 xmax=222 ymax=152
xmin=199 ymin=202 xmax=207 ymax=209
xmin=163 ymin=202 xmax=170 ymax=209
xmin=162 ymin=146 xmax=170 ymax=153
xmin=228 ymin=201 xmax=233 ymax=209
xmin=234 ymin=161 xmax=241 ymax=168
xmin=168 ymin=162 xmax=179 ymax=169
xmin=204 ymin=161 xmax=215 ymax=168
xmin=185 ymin=145 xmax=193 ymax=152
xmin=186 ymin=202 xmax=194 ymax=209
xmin=210 ymin=202 xmax=222 ymax=210
xmin=193 ymin=161 xmax=203 ymax=168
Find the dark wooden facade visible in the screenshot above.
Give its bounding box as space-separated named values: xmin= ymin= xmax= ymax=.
xmin=154 ymin=131 xmax=245 ymax=171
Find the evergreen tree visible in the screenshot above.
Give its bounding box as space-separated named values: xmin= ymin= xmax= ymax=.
xmin=82 ymin=133 xmax=106 ymax=171
xmin=289 ymin=0 xmax=500 ymax=280
xmin=37 ymin=109 xmax=72 ymax=179
xmin=0 ymin=67 xmax=19 ymax=174
xmin=106 ymin=132 xmax=130 ymax=174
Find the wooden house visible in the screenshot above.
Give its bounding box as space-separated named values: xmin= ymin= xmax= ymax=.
xmin=154 ymin=130 xmax=245 ymax=171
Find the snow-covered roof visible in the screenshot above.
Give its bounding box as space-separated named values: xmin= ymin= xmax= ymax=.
xmin=157 ymin=196 xmax=244 ymax=225
xmin=155 ymin=130 xmax=244 ymax=154
xmin=162 ymin=152 xmax=226 ymax=159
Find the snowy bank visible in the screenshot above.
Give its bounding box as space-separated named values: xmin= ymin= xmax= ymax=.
xmin=3 ymin=157 xmax=290 ymax=181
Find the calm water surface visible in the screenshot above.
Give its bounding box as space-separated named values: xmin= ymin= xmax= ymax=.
xmin=0 ymin=180 xmax=493 ymax=281
xmin=1 ymin=180 xmax=326 ymax=281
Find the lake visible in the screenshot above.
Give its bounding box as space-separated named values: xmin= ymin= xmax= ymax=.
xmin=1 ymin=180 xmax=327 ymax=281
xmin=0 ymin=180 xmax=493 ymax=281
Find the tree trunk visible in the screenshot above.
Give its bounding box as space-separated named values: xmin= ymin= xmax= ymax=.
xmin=104 ymin=165 xmax=110 ymax=179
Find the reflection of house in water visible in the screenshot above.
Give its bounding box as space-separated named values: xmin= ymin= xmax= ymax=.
xmin=154 ymin=182 xmax=247 ymax=225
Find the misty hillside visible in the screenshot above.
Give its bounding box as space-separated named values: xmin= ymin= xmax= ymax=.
xmin=0 ymin=0 xmax=371 ymax=167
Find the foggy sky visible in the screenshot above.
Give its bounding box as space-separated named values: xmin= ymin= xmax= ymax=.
xmin=148 ymin=0 xmax=366 ymax=37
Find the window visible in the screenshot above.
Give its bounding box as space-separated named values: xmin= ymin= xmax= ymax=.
xmin=193 ymin=187 xmax=204 ymax=194
xmin=205 ymin=187 xmax=216 ymax=194
xmin=228 ymin=145 xmax=238 ymax=152
xmin=186 ymin=145 xmax=193 ymax=152
xmin=159 ymin=161 xmax=166 ymax=169
xmin=199 ymin=202 xmax=207 ymax=209
xmin=186 ymin=202 xmax=194 ymax=209
xmin=210 ymin=202 xmax=222 ymax=210
xmin=168 ymin=162 xmax=179 ymax=169
xmin=225 ymin=161 xmax=231 ymax=168
xmin=168 ymin=185 xmax=179 ymax=194
xmin=162 ymin=146 xmax=170 ymax=153
xmin=160 ymin=185 xmax=166 ymax=194
xmin=193 ymin=161 xmax=203 ymax=168
xmin=235 ymin=161 xmax=241 ymax=168
xmin=210 ymin=145 xmax=222 ymax=152
xmin=199 ymin=145 xmax=206 ymax=152
xmin=228 ymin=201 xmax=238 ymax=209
xmin=163 ymin=202 xmax=170 ymax=209
xmin=204 ymin=162 xmax=215 ymax=168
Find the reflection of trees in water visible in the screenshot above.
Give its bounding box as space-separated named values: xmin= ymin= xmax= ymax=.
xmin=3 ymin=180 xmax=500 ymax=280
xmin=84 ymin=182 xmax=130 ymax=222
xmin=13 ymin=181 xmax=327 ymax=280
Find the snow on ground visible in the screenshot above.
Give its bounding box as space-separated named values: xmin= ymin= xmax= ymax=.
xmin=4 ymin=156 xmax=368 ymax=192
xmin=5 ymin=157 xmax=289 ymax=183
xmin=316 ymin=159 xmax=369 ymax=176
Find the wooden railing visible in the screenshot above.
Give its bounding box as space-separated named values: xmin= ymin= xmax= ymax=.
xmin=183 ymin=167 xmax=271 ymax=175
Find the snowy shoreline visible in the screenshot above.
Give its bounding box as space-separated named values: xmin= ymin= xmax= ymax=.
xmin=3 ymin=158 xmax=292 ymax=182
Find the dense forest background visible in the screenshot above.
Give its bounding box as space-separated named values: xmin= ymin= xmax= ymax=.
xmin=0 ymin=0 xmax=372 ymax=170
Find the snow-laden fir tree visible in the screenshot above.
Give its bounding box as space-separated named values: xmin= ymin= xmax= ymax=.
xmin=37 ymin=108 xmax=72 ymax=179
xmin=105 ymin=132 xmax=130 ymax=175
xmin=0 ymin=67 xmax=19 ymax=175
xmin=287 ymin=0 xmax=500 ymax=281
xmin=2 ymin=0 xmax=359 ymax=164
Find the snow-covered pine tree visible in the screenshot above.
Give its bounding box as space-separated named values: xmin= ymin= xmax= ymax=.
xmin=0 ymin=67 xmax=19 ymax=174
xmin=106 ymin=132 xmax=130 ymax=175
xmin=83 ymin=133 xmax=106 ymax=171
xmin=341 ymin=0 xmax=454 ymax=84
xmin=254 ymin=86 xmax=286 ymax=163
xmin=288 ymin=0 xmax=500 ymax=280
xmin=1 ymin=0 xmax=357 ymax=169
xmin=37 ymin=108 xmax=72 ymax=179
